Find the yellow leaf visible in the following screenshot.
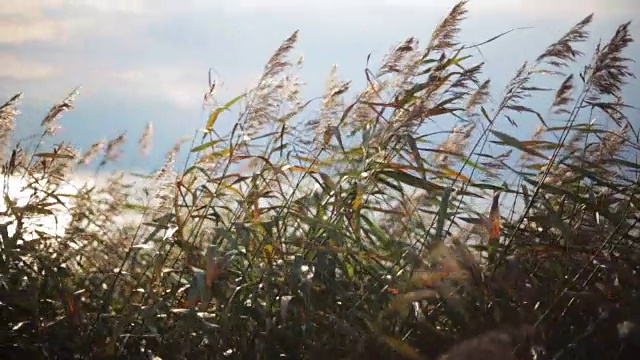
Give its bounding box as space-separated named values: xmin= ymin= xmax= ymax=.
xmin=263 ymin=244 xmax=274 ymax=263
xmin=441 ymin=165 xmax=471 ymax=182
xmin=199 ymin=148 xmax=232 ymax=162
xmin=352 ymin=190 xmax=363 ymax=210
xmin=204 ymin=94 xmax=246 ymax=132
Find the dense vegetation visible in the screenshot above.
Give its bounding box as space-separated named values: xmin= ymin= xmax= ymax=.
xmin=1 ymin=2 xmax=639 ymax=359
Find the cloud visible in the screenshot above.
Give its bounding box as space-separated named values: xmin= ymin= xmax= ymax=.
xmin=0 ymin=0 xmax=69 ymax=45
xmin=463 ymin=0 xmax=639 ymax=19
xmin=0 ymin=0 xmax=155 ymax=45
xmin=82 ymin=65 xmax=259 ymax=111
xmin=106 ymin=67 xmax=207 ymax=110
xmin=58 ymin=0 xmax=146 ymax=13
xmin=0 ymin=0 xmax=47 ymax=16
xmin=0 ymin=18 xmax=68 ymax=44
xmin=0 ymin=1 xmax=240 ymax=110
xmin=0 ymin=53 xmax=58 ymax=80
xmin=0 ymin=0 xmax=144 ymax=16
xmin=219 ymin=0 xmax=638 ymax=20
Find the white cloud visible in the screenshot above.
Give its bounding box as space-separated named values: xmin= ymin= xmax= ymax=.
xmin=0 ymin=53 xmax=57 ymax=80
xmin=219 ymin=0 xmax=637 ymax=19
xmin=104 ymin=67 xmax=265 ymax=111
xmin=0 ymin=0 xmax=46 ymax=17
xmin=0 ymin=0 xmax=145 ymax=15
xmin=60 ymin=0 xmax=146 ymax=13
xmin=464 ymin=0 xmax=637 ymax=19
xmin=105 ymin=67 xmax=207 ymax=110
xmin=0 ymin=0 xmax=153 ymax=45
xmin=0 ymin=19 xmax=67 ymax=44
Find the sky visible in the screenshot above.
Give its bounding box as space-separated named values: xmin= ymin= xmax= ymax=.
xmin=1 ymin=0 xmax=639 ymax=175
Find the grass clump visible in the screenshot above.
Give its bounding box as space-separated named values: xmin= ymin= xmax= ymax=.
xmin=1 ymin=2 xmax=639 ymax=359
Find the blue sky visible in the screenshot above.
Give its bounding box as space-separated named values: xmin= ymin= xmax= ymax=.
xmin=1 ymin=0 xmax=639 ymax=174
